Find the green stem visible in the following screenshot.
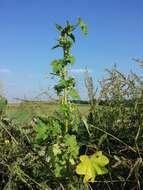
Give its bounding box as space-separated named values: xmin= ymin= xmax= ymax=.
xmin=63 ymin=65 xmax=67 ymax=105
xmin=63 ymin=41 xmax=68 ymax=133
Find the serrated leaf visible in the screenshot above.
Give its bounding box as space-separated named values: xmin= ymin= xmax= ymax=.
xmin=51 ymin=59 xmax=63 ymax=74
xmin=35 ymin=121 xmax=48 ymax=141
xmin=64 ymin=134 xmax=79 ymax=159
xmin=76 ymin=151 xmax=109 ymax=183
xmin=51 ymin=119 xmax=62 ymax=135
xmin=64 ymin=134 xmax=77 ymax=147
xmin=77 ymin=17 xmax=88 ymax=36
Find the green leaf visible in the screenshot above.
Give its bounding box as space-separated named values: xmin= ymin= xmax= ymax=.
xmin=82 ymin=116 xmax=91 ymax=136
xmin=55 ymin=23 xmax=63 ymax=31
xmin=76 ymin=151 xmax=109 ymax=183
xmin=53 ymin=144 xmax=61 ymax=156
xmin=98 ymin=134 xmax=107 ymax=147
xmin=69 ymin=33 xmax=75 ymax=42
xmin=54 ymin=79 xmax=67 ymax=95
xmin=51 ymin=120 xmax=62 ymax=136
xmin=51 ymin=59 xmax=64 ymax=74
xmin=77 ymin=17 xmax=88 ymax=36
xmin=64 ymin=134 xmax=77 ymax=147
xmin=64 ymin=134 xmax=79 ymax=160
xmin=52 ymin=44 xmax=60 ymax=49
xmin=67 ymin=77 xmax=75 ymax=87
xmin=68 ymin=55 xmax=75 ymax=64
xmin=35 ymin=121 xmax=48 ymax=141
xmin=55 ymin=77 xmax=76 ymax=95
xmin=70 ymin=88 xmax=80 ymax=99
xmin=54 ymin=164 xmax=63 ymax=177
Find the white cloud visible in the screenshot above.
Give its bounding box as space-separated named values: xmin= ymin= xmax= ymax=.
xmin=69 ymin=68 xmax=92 ymax=74
xmin=0 ymin=68 xmax=12 ymax=74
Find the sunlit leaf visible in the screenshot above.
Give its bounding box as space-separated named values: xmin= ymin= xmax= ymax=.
xmin=77 ymin=17 xmax=88 ymax=36
xmin=76 ymin=151 xmax=109 ymax=183
xmin=70 ymin=88 xmax=80 ymax=99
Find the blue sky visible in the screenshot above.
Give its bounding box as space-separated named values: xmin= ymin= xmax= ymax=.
xmin=0 ymin=0 xmax=143 ymax=101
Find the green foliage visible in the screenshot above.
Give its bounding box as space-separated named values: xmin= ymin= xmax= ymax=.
xmin=51 ymin=59 xmax=64 ymax=75
xmin=54 ymin=77 xmax=75 ymax=95
xmin=34 ymin=120 xmax=48 ymax=141
xmin=51 ymin=17 xmax=88 ymax=104
xmin=86 ymin=66 xmax=143 ymax=189
xmin=77 ymin=17 xmax=88 ymax=36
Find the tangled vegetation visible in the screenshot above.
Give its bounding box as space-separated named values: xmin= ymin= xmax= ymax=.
xmin=0 ymin=18 xmax=143 ymax=190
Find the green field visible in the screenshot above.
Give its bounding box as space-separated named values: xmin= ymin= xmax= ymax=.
xmin=7 ymin=102 xmax=90 ymax=117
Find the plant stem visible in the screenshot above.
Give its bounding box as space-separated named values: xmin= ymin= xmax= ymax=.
xmin=63 ymin=39 xmax=68 ymax=132
xmin=63 ymin=65 xmax=67 ymax=105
